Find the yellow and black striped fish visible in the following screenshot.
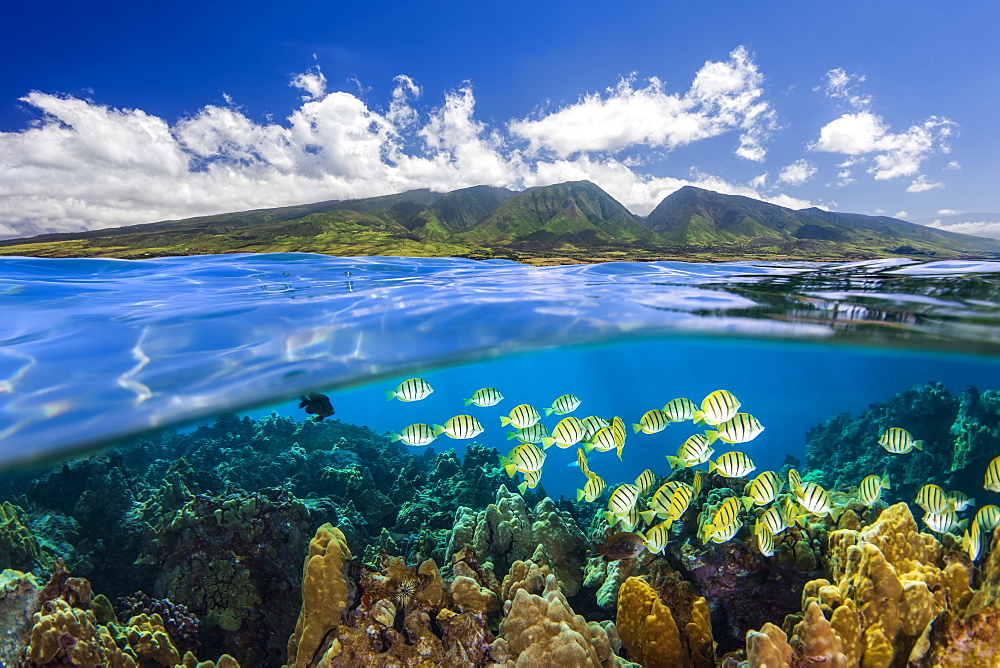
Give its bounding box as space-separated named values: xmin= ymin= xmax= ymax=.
xmin=608 ymin=503 xmax=643 ymax=533
xmin=506 ymin=423 xmax=550 ymax=443
xmin=755 ymin=523 xmax=775 ymax=557
xmin=692 ymin=390 xmax=741 ymax=426
xmin=914 ymin=483 xmax=955 ymax=514
xmin=857 ymin=474 xmax=890 ymax=507
xmin=610 ymin=417 xmax=628 ymax=457
xmin=643 ymin=522 xmax=671 ymax=555
xmin=878 ymin=427 xmax=923 ymax=454
xmin=464 ymin=387 xmax=504 ymax=407
xmin=386 ymin=377 xmax=434 ymax=402
xmin=434 ymin=415 xmax=484 ymax=439
xmin=946 ymin=490 xmax=974 ymax=512
xmin=576 ymin=448 xmax=593 ymax=478
xmin=923 ymin=507 xmax=961 ymax=534
xmin=500 ymin=404 xmax=541 ymax=429
xmin=795 ymin=482 xmax=836 ymax=519
xmin=390 ymin=423 xmax=437 ymax=447
xmin=666 ymin=433 xmax=714 ymax=469
xmin=607 ymin=483 xmax=640 ymax=519
xmin=788 ymin=468 xmax=802 ymax=494
xmin=633 ymin=409 xmax=670 ymax=435
xmin=742 ymin=471 xmax=783 ymax=509
xmin=577 ymin=474 xmax=606 ymax=502
xmin=985 ymin=456 xmax=1000 ymax=492
xmin=581 ymin=415 xmax=610 ymax=441
xmin=517 ymin=468 xmax=542 ymax=495
xmin=545 ymin=394 xmax=582 ymax=416
xmin=499 ymin=442 xmax=546 ymax=477
xmin=706 ymin=413 xmax=765 ymax=445
xmin=640 ymin=486 xmax=673 ymax=524
xmin=756 ymin=500 xmax=795 ymax=537
xmin=709 ymin=451 xmax=756 ymax=478
xmin=693 ymin=471 xmax=703 ymax=500
xmin=585 ymin=425 xmax=619 ymax=454
xmin=634 ymin=469 xmax=657 ymax=496
xmin=662 ymin=398 xmax=698 ymax=422
xmin=976 ymin=504 xmax=1000 ymax=532
xmin=542 ymin=416 xmax=586 ymax=449
xmin=963 ymin=519 xmax=983 ymax=561
xmin=701 ymin=496 xmax=742 ymax=544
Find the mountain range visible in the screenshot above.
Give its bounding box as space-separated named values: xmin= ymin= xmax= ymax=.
xmin=2 ymin=181 xmax=999 ymax=263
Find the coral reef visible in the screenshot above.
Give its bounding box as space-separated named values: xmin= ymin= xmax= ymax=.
xmin=616 ymin=575 xmax=713 ymax=667
xmin=115 ymin=591 xmax=201 ymax=655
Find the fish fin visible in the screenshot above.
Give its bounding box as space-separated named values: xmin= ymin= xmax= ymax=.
xmin=881 ymin=474 xmax=891 ymax=490
xmin=602 ymin=511 xmax=615 ymax=526
xmin=913 ymin=440 xmax=924 ymax=451
xmin=708 ymin=459 xmax=718 ymax=474
xmin=517 ymin=481 xmax=528 ymax=494
xmin=385 ymin=390 xmax=396 ymax=401
xmin=639 ymin=510 xmax=655 ymax=524
xmin=298 ymin=396 xmax=309 ymax=408
xmin=583 ymin=442 xmax=595 ymax=453
xmin=958 ymin=518 xmax=970 ymax=532
xmin=691 ymin=411 xmax=704 ymax=424
xmin=499 ymin=417 xmax=511 ymax=427
xmin=704 ymin=431 xmax=719 ymax=445
xmin=632 ymin=424 xmax=642 ymax=434
xmin=506 ymin=431 xmax=519 ymax=440
xmin=432 ymin=425 xmax=446 ymax=437
xmin=544 ymin=407 xmax=554 ymax=416
xmin=665 ymin=455 xmax=683 ymax=470
xmin=389 ymin=433 xmax=401 ymax=442
xmin=741 ymin=496 xmax=754 ymax=512
xmin=576 ymin=489 xmax=585 ymax=502
xmin=616 ymin=444 xmax=623 ymax=461
xmin=464 ymin=398 xmax=473 ymax=406
xmin=504 ymin=464 xmax=518 ymax=478
xmin=968 ymin=497 xmax=977 ymax=507
xmin=829 ymin=506 xmax=843 ymax=524
xmin=541 ymin=438 xmax=554 ymax=450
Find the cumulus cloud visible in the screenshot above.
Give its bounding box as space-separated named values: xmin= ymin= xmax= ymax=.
xmin=0 ymin=52 xmax=807 ymax=238
xmin=818 ymin=68 xmax=871 ymax=110
xmin=905 ymin=175 xmax=944 ymax=193
xmin=778 ymin=159 xmax=817 ymax=186
xmin=938 ymin=208 xmax=959 ymax=215
xmin=508 ymin=46 xmax=777 ymax=161
xmin=925 ymin=218 xmax=1000 ymax=240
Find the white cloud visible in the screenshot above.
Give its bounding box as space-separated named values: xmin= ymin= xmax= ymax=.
xmin=906 ymin=175 xmax=944 ymax=193
xmin=818 ymin=68 xmax=871 ymax=110
xmin=925 ymin=219 xmax=1000 ymax=240
xmin=777 ymin=159 xmax=817 ymax=186
xmin=508 ymin=46 xmax=777 ymax=161
xmin=0 ymin=56 xmax=810 ymax=237
xmin=938 ymin=208 xmax=959 ymax=215
xmin=894 ymin=211 xmax=908 ymax=219
xmin=945 ymin=161 xmax=961 ymax=170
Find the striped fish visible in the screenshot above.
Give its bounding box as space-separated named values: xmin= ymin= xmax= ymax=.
xmin=788 ymin=468 xmax=802 ymax=494
xmin=692 ymin=390 xmax=741 ymax=426
xmin=643 ymin=522 xmax=671 ymax=555
xmin=634 ymin=409 xmax=670 ymax=435
xmin=464 ymin=387 xmax=504 ymax=407
xmin=610 ymin=416 xmax=628 ymax=454
xmin=709 ymin=451 xmax=756 ymax=478
xmin=577 ymin=474 xmax=606 ymax=502
xmin=545 ymin=394 xmax=582 ymax=416
xmin=542 ymin=416 xmax=586 ymax=449
xmin=434 ymin=415 xmax=484 ymax=439
xmin=665 ymin=433 xmax=714 ymax=469
xmin=923 ymin=508 xmax=962 ymax=535
xmin=985 ymin=456 xmax=1000 ymax=492
xmin=390 ymin=423 xmax=437 ymax=447
xmin=693 ymin=471 xmax=703 ymax=500
xmin=517 ymin=469 xmax=542 ymax=495
xmin=701 ymin=496 xmax=742 ymax=544
xmin=634 ymin=469 xmax=657 ymax=496
xmin=500 ymin=404 xmax=541 ymax=429
xmin=914 ymin=484 xmax=955 ymax=514
xmin=946 ymin=490 xmax=974 ymax=512
xmin=607 ymin=483 xmax=640 ymax=519
xmin=706 ymin=413 xmax=765 ymax=445
xmin=640 ymin=486 xmax=674 ymax=524
xmin=878 ymin=427 xmax=924 ymax=454
xmin=576 ymin=448 xmax=593 ymax=478
xmin=386 ymin=377 xmax=433 ymax=402
xmin=662 ymin=398 xmax=698 ymax=423
xmin=757 ymin=500 xmax=795 ymax=537
xmin=743 ymin=471 xmax=784 ymax=509
xmin=580 ymin=415 xmax=610 ymax=441
xmin=796 ymin=482 xmax=836 ymax=519
xmin=607 ymin=504 xmax=643 ymax=533
xmin=499 ymin=443 xmax=546 ymax=477
xmin=585 ymin=426 xmax=618 ymax=453
xmin=857 ymin=474 xmax=891 ymax=507
xmin=642 ymin=482 xmax=695 ymax=525
xmin=755 ymin=523 xmax=775 ymax=557
xmin=976 ymin=505 xmax=1000 ymax=532
xmin=506 ymin=423 xmax=550 ymax=443
xmin=963 ymin=520 xmax=983 ymax=561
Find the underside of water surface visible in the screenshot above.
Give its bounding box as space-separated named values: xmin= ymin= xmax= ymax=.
xmin=2 ymin=254 xmax=1000 ymax=666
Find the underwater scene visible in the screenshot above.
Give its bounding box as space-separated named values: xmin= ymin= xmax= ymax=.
xmin=2 ymin=254 xmax=1000 ymax=668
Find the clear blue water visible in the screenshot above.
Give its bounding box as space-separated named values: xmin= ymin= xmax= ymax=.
xmin=2 ymin=252 xmax=999 ymax=499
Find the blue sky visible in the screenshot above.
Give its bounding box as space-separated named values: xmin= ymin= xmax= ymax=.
xmin=1 ymin=0 xmax=998 ymax=239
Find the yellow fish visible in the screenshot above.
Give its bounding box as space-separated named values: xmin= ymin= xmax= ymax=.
xmin=584 ymin=426 xmax=619 ymax=454
xmin=506 ymin=423 xmax=550 ymax=443
xmin=542 ymin=416 xmax=586 ymax=449
xmin=634 ymin=469 xmax=657 ymax=496
xmin=386 ymin=377 xmax=434 ymax=402
xmin=857 ymin=474 xmax=890 ymax=507
xmin=464 ymin=387 xmax=504 ymax=407
xmin=963 ymin=520 xmax=983 ymax=561
xmin=692 ymin=390 xmax=741 ymax=426
xmin=640 ymin=482 xmax=694 ymax=526
xmin=709 ymin=451 xmax=756 ymax=478
xmin=756 ymin=500 xmax=796 ymax=537
xmin=795 ymin=482 xmax=838 ymax=520
xmin=975 ymin=505 xmax=1000 ymax=532
xmin=577 ymin=474 xmax=606 ymax=502
xmin=914 ymin=483 xmax=955 ymax=514
xmin=706 ymin=413 xmax=764 ymax=445
xmin=610 ymin=417 xmax=628 ymax=456
xmin=742 ymin=471 xmax=783 ymax=509
xmin=633 ymin=409 xmax=670 ymax=435
xmin=608 ymin=504 xmax=643 ymax=533
xmin=499 ymin=443 xmax=546 ymax=477
xmin=665 ymin=433 xmax=714 ymax=469
xmin=576 ymin=448 xmax=593 ymax=478
xmin=985 ymin=456 xmax=1000 ymax=492
xmin=606 ymin=483 xmax=640 ymax=519
xmin=580 ymin=415 xmax=610 ymax=441
xmin=755 ymin=523 xmax=775 ymax=557
xmin=701 ymin=497 xmax=742 ymax=544
xmin=433 ymin=415 xmax=484 ymax=440
xmin=878 ymin=427 xmax=923 ymax=454
xmin=545 ymin=394 xmax=582 ymax=416
xmin=923 ymin=508 xmax=962 ymax=535
xmin=389 ymin=423 xmax=437 ymax=447
xmin=517 ymin=469 xmax=542 ymax=495
xmin=642 ymin=522 xmax=671 ymax=555
xmin=945 ymin=490 xmax=974 ymax=512
xmin=693 ymin=471 xmax=703 ymax=500
xmin=788 ymin=468 xmax=802 ymax=494
xmin=500 ymin=404 xmax=541 ymax=429
xmin=662 ymin=398 xmax=698 ymax=422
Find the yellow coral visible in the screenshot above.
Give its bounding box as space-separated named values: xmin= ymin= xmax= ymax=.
xmin=285 ymin=523 xmax=352 ymax=668
xmin=27 ymin=598 xmax=136 ymax=668
xmin=616 ymin=576 xmax=713 ymax=668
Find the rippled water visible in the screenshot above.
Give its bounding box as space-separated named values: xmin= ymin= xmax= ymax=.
xmin=2 ymin=253 xmax=1000 ymax=471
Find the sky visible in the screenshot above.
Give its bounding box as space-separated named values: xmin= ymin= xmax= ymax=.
xmin=1 ymin=0 xmax=998 ymax=239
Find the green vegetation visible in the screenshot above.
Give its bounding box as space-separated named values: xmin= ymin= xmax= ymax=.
xmin=3 ymin=181 xmax=999 ymax=263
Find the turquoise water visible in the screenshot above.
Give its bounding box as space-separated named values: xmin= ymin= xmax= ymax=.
xmin=3 ymin=253 xmax=1000 ymax=666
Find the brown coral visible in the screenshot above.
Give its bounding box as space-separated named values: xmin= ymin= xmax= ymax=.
xmin=615 ymin=576 xmax=713 ymax=668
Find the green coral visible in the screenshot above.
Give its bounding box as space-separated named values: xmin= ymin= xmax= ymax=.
xmin=0 ymin=501 xmax=41 ymax=569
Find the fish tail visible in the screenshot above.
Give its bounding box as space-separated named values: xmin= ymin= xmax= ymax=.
xmin=691 ymin=411 xmax=704 ymax=424
xmin=741 ymin=496 xmax=754 ymax=511
xmin=880 ymin=474 xmax=891 ymax=490
xmin=576 ymin=489 xmax=585 ymax=502
xmin=958 ymin=518 xmax=970 ymax=532
xmin=583 ymin=442 xmax=595 ymax=453
xmin=968 ymin=497 xmax=977 ymax=507
xmin=298 ymin=396 xmax=309 ymax=407
xmin=385 ymin=390 xmax=397 ymax=401
xmin=602 ymin=511 xmax=615 ymax=526
xmin=517 ymin=481 xmax=528 ymax=494
xmin=544 ymin=407 xmax=554 ymax=416
xmin=464 ymin=398 xmax=473 ymax=405
xmin=499 ymin=417 xmax=511 ymax=427
xmin=708 ymin=459 xmax=718 ymax=474
xmin=639 ymin=510 xmax=655 ymax=524
xmin=506 ymin=432 xmax=517 ymax=440
xmin=913 ymin=440 xmax=924 ymax=451
xmin=504 ymin=463 xmax=518 ymax=478
xmin=541 ymin=438 xmax=554 ymax=450
xmin=389 ymin=433 xmax=401 ymax=442
xmin=432 ymin=425 xmax=446 ymax=437
xmin=615 ymin=444 xmax=623 ymax=461
xmin=704 ymin=430 xmax=719 ymax=445
xmin=632 ymin=424 xmax=642 ymax=434
xmin=665 ymin=455 xmax=682 ymax=470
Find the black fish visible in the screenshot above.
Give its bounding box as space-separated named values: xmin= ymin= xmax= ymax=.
xmin=593 ymin=532 xmax=646 ymax=562
xmin=299 ymin=393 xmax=334 ymax=422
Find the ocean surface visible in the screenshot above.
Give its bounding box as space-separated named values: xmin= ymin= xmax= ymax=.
xmin=2 ymin=252 xmax=1000 ymax=665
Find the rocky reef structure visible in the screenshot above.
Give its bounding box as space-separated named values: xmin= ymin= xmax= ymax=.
xmin=806 ymin=382 xmax=1000 ymax=502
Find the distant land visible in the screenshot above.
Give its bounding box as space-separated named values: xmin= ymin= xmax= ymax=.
xmin=2 ymin=181 xmax=999 ymax=264
xmin=913 ymin=213 xmax=1000 ymax=241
